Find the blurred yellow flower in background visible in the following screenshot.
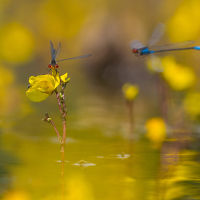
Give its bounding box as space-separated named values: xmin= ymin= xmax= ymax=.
xmin=0 ymin=22 xmax=34 ymax=63
xmin=122 ymin=83 xmax=139 ymax=101
xmin=168 ymin=0 xmax=200 ymax=41
xmin=184 ymin=92 xmax=200 ymax=118
xmin=37 ymin=0 xmax=89 ymax=39
xmin=145 ymin=117 xmax=166 ymax=148
xmin=162 ymin=56 xmax=196 ymax=91
xmin=26 ymin=73 xmax=60 ymax=102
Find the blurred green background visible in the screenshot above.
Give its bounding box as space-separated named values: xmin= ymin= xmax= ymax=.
xmin=1 ymin=0 xmax=200 ymax=199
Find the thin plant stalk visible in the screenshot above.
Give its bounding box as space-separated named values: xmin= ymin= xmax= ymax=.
xmin=156 ymin=74 xmax=169 ymax=123
xmin=55 ymin=88 xmax=67 ymax=199
xmin=50 ymin=120 xmax=62 ymax=142
xmin=55 ymin=89 xmax=64 ymax=115
xmin=126 ymin=100 xmax=134 ymax=141
xmin=126 ymin=100 xmax=134 ymax=154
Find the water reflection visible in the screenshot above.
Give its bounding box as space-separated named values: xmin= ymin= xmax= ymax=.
xmin=1 ymin=128 xmax=200 ymax=200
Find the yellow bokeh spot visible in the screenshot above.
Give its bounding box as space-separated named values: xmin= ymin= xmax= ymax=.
xmin=184 ymin=92 xmax=200 ymax=117
xmin=38 ymin=0 xmax=88 ymax=39
xmin=122 ymin=83 xmax=139 ymax=101
xmin=161 ymin=56 xmax=196 ymax=91
xmin=0 ymin=22 xmax=34 ymax=63
xmin=168 ymin=0 xmax=200 ymax=41
xmin=146 ymin=117 xmax=166 ymax=148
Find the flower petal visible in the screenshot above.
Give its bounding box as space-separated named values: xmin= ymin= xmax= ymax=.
xmin=60 ymin=73 xmax=68 ymax=83
xmin=26 ymin=88 xmax=49 ymax=102
xmin=26 ymin=73 xmax=60 ymax=102
xmin=29 ymin=76 xmax=36 ymax=86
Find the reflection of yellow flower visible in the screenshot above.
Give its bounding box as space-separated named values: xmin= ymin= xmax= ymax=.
xmin=2 ymin=190 xmax=30 ymax=200
xmin=122 ymin=83 xmax=139 ymax=101
xmin=184 ymin=92 xmax=200 ymax=117
xmin=26 ymin=73 xmax=60 ymax=102
xmin=146 ymin=118 xmax=166 ymax=148
xmin=0 ymin=22 xmax=34 ymax=63
xmin=66 ymin=173 xmax=94 ymax=200
xmin=162 ymin=56 xmax=196 ymax=91
xmin=164 ymin=152 xmax=200 ymax=200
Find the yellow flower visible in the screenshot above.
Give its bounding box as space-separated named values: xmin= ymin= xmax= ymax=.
xmin=162 ymin=56 xmax=196 ymax=91
xmin=146 ymin=118 xmax=166 ymax=148
xmin=122 ymin=83 xmax=139 ymax=101
xmin=60 ymin=72 xmax=69 ymax=83
xmin=26 ymin=73 xmax=60 ymax=102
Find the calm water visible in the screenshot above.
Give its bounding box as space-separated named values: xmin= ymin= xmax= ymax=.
xmin=0 ymin=128 xmax=162 ymax=200
xmin=1 ymin=126 xmax=198 ymax=200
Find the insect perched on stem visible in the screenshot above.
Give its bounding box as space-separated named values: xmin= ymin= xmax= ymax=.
xmin=47 ymin=41 xmax=91 ymax=72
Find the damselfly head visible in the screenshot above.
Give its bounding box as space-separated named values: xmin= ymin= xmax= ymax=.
xmin=132 ymin=49 xmax=138 ymax=53
xmin=48 ymin=64 xmax=59 ymax=69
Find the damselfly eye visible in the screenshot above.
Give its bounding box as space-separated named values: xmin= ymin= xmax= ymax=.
xmin=48 ymin=64 xmax=52 ymax=68
xmin=55 ymin=64 xmax=59 ymax=68
xmin=132 ymin=49 xmax=138 ymax=53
